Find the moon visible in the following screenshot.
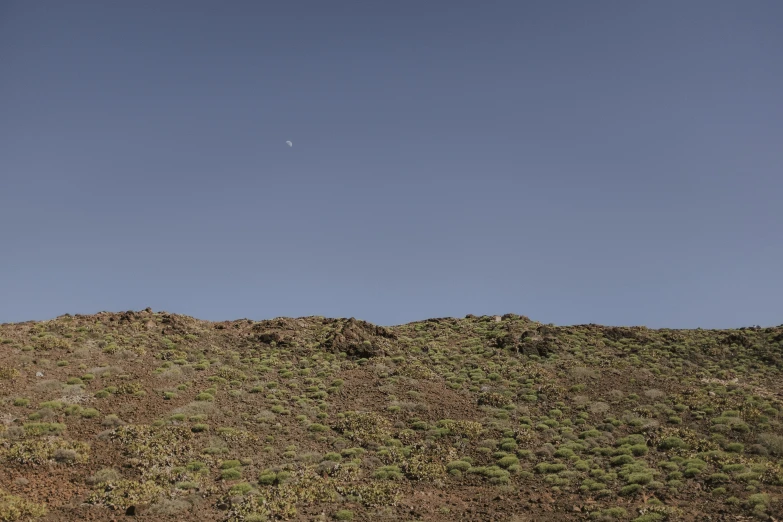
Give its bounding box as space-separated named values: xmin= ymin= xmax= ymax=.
xmin=286 ymin=141 xmax=292 ymax=147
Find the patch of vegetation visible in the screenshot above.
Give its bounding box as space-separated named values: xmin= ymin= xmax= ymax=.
xmin=1 ymin=311 xmax=782 ymax=520
xmin=0 ymin=488 xmax=47 ymax=521
xmin=22 ymin=423 xmax=65 ymax=436
xmin=1 ymin=439 xmax=90 ymax=466
xmin=0 ymin=368 xmax=20 ymax=380
xmin=87 ymin=480 xmax=165 ymax=510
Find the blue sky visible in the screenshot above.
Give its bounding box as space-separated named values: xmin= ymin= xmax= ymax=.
xmin=1 ymin=1 xmax=782 ymax=328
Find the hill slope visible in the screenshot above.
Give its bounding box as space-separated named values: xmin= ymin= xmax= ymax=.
xmin=1 ymin=310 xmax=782 ymax=521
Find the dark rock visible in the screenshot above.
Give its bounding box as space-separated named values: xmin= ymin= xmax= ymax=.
xmin=256 ymin=332 xmax=283 ymax=344
xmin=495 ymin=327 xmax=557 ymax=357
xmin=321 ymin=318 xmax=396 ymax=358
xmin=253 ymin=331 xmax=294 ymax=347
xmin=720 ymin=332 xmax=753 ymax=348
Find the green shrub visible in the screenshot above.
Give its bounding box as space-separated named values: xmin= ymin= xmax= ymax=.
xmin=23 ymin=423 xmax=65 ymax=436
xmin=229 ymin=482 xmax=254 ymax=495
xmin=535 ymin=463 xmax=566 ymax=474
xmin=708 ymin=473 xmax=730 ymax=483
xmin=627 ymin=472 xmax=653 ymax=485
xmin=746 ymin=493 xmax=771 ymax=508
xmin=497 ymin=455 xmax=519 ymax=469
xmin=611 ymin=454 xmax=634 ymax=466
xmin=630 ymin=444 xmax=649 ymax=456
xmin=659 ymin=437 xmax=687 ymax=450
xmin=374 ymin=465 xmax=403 ymax=480
xmin=64 ymin=405 xmax=83 ymax=416
xmin=600 ymin=507 xmax=628 ymax=519
xmin=186 ymin=461 xmax=206 ymax=472
xmin=81 ymin=408 xmax=100 ymax=418
xmin=620 ymin=483 xmax=642 ymax=496
xmin=221 ymin=468 xmax=241 ymax=480
xmin=468 ymin=465 xmax=510 ymax=484
xmin=725 ymin=443 xmax=744 ymax=453
xmin=102 ymin=414 xmax=123 ymax=427
xmin=659 ymin=460 xmax=679 ymax=471
xmin=258 ymin=469 xmax=290 ymax=486
xmin=554 ymin=448 xmax=575 ymax=458
xmin=447 ymin=461 xmax=471 ymax=473
xmin=758 ymin=433 xmax=783 ymax=456
xmin=258 ymin=471 xmax=277 ymax=485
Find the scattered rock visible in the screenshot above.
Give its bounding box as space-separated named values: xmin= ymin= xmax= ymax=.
xmin=721 ymin=332 xmax=753 ymax=348
xmin=321 ymin=318 xmax=396 ymax=358
xmin=495 ymin=328 xmax=557 ymax=357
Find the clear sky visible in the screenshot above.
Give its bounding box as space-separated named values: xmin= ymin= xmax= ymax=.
xmin=2 ymin=1 xmax=782 ymax=328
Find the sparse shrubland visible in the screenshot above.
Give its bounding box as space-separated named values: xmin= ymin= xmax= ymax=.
xmin=0 ymin=310 xmax=781 ymax=520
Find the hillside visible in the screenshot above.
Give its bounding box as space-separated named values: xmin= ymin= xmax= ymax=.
xmin=1 ymin=310 xmax=782 ymax=521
